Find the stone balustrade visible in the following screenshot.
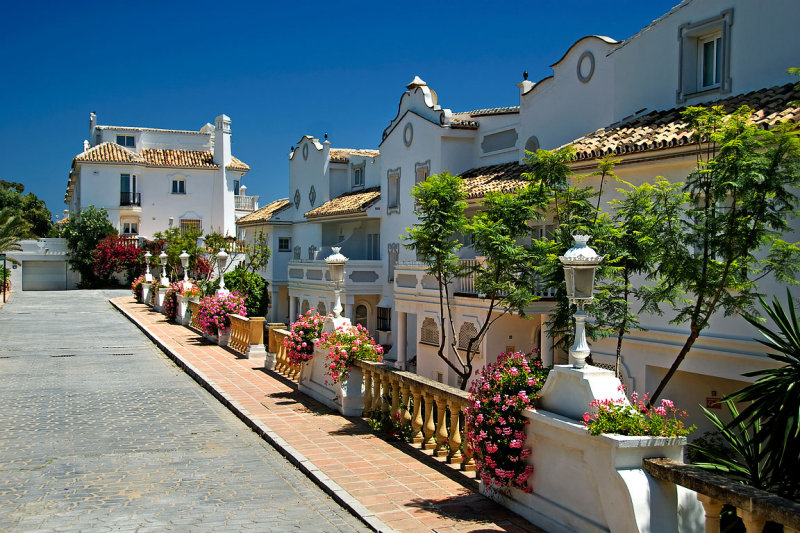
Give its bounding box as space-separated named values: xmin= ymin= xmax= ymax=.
xmin=270 ymin=328 xmax=301 ymax=379
xmin=644 ymin=458 xmax=800 ymax=533
xmin=354 ymin=360 xmax=475 ymax=471
xmin=188 ymin=300 xmax=202 ymax=331
xmin=228 ymin=314 xmax=266 ymax=359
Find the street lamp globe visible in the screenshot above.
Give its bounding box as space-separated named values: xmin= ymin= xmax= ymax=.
xmin=216 ymin=249 xmax=229 ymax=294
xmin=324 ymin=247 xmax=348 ymax=318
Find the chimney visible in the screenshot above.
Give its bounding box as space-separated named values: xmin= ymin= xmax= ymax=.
xmin=89 ymin=112 xmax=97 ymax=146
xmin=214 ymin=114 xmax=232 ymax=167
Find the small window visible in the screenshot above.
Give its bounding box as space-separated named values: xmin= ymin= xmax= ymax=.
xmin=116 ymin=135 xmax=135 ymax=148
xmin=458 ymin=322 xmax=481 ymax=353
xmin=353 ymin=167 xmax=364 ymax=188
xmin=699 ymin=34 xmax=722 ymax=89
xmin=367 ymin=233 xmax=380 ymax=261
xmin=415 ymin=161 xmax=430 ymax=185
xmin=420 ymin=317 xmax=439 ymax=346
xmin=171 ymin=179 xmax=186 ymax=195
xmin=122 ymin=221 xmax=139 ymax=235
xmin=179 ymin=219 xmax=202 ymax=234
xmin=355 ymin=304 xmax=368 ymax=328
xmin=278 ymin=237 xmax=291 ymax=252
xmin=233 ymin=179 xmax=240 ymax=195
xmin=377 ymin=307 xmax=391 ymax=331
xmin=293 ymin=245 xmax=301 ymax=260
xmin=308 ymin=245 xmax=318 ymax=260
xmin=387 ymin=168 xmax=401 ymax=212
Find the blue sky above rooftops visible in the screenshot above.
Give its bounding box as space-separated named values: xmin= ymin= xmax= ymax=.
xmin=0 ymin=0 xmax=678 ymax=219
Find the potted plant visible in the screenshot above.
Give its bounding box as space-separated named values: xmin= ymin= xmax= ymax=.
xmin=196 ymin=292 xmax=247 ymax=346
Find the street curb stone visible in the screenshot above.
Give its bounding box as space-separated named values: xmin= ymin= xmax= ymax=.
xmin=110 ymin=299 xmax=395 ymax=533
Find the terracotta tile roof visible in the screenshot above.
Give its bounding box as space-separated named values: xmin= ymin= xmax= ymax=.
xmin=568 ymin=84 xmax=800 ymax=162
xmin=305 ymin=187 xmax=381 ymax=219
xmin=460 ymin=162 xmax=532 ymax=199
xmin=72 ymin=142 xmax=250 ymax=172
xmin=329 ymin=148 xmax=380 ymax=163
xmin=97 ymin=125 xmax=207 ymax=135
xmin=455 ymin=106 xmax=520 ymax=117
xmin=237 ymin=198 xmax=291 ymax=225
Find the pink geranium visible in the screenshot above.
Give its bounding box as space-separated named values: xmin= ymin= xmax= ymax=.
xmin=317 ymin=322 xmax=383 ymax=384
xmin=284 ymin=309 xmax=324 ymax=365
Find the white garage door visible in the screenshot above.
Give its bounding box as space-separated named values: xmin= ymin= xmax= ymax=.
xmin=22 ymin=261 xmax=68 ymax=291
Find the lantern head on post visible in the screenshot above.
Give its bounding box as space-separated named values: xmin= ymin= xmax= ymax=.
xmin=216 ymin=249 xmax=229 ymax=296
xmin=558 ymin=235 xmax=604 ymax=368
xmin=144 ymin=251 xmax=153 ymax=282
xmin=158 ymin=251 xmax=169 ymax=286
xmin=324 ymin=247 xmax=348 ymax=318
xmin=179 ymin=250 xmax=191 ymax=289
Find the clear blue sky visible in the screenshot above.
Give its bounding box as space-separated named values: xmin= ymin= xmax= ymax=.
xmin=0 ymin=0 xmax=678 ymax=220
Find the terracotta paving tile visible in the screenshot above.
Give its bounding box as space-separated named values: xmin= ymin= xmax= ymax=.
xmin=112 ymin=297 xmax=545 ymax=533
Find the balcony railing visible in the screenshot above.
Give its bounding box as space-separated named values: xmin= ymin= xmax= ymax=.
xmin=235 ymin=195 xmax=258 ymax=212
xmin=120 ymin=192 xmax=141 ymax=206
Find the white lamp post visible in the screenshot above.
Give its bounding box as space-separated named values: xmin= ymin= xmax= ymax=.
xmin=158 ymin=251 xmax=169 ymax=286
xmin=144 ymin=251 xmax=153 ymax=282
xmin=325 ymin=247 xmax=348 ymax=318
xmin=179 ymin=250 xmax=191 ymax=290
xmin=216 ymin=249 xmax=229 ymax=296
xmin=558 ymin=235 xmax=604 ymax=369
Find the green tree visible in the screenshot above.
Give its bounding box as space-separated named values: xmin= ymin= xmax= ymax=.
xmin=648 ymin=105 xmax=800 ymax=405
xmin=243 ymin=230 xmax=271 ymax=274
xmin=152 ymin=227 xmax=204 ymax=279
xmin=0 ymin=207 xmax=32 ymax=258
xmin=63 ymin=206 xmax=116 ymax=288
xmin=0 ymin=180 xmax=52 ymax=237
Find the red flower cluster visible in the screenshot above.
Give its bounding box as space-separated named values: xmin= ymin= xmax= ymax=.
xmin=465 ymin=351 xmax=549 ymax=494
xmin=317 ymin=323 xmax=383 ymax=384
xmin=162 ymin=281 xmax=185 ymax=321
xmin=93 ymin=235 xmax=144 ymax=279
xmin=284 ymin=309 xmax=325 ymax=366
xmin=131 ymin=275 xmax=146 ymax=300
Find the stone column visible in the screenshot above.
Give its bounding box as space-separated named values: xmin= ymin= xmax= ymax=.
xmin=396 ymin=311 xmax=407 ymax=370
xmin=289 ymin=295 xmax=297 ymax=323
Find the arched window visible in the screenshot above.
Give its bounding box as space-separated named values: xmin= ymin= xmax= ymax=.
xmin=458 ymin=322 xmax=481 ymax=353
xmin=420 ymin=317 xmax=439 ymax=346
xmin=301 ymin=300 xmax=310 ymax=315
xmin=317 ymin=302 xmax=327 ymax=316
xmin=355 ymin=304 xmax=368 ymax=328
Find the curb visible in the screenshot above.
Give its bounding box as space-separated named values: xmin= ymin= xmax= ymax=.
xmin=111 ymin=299 xmax=394 ymax=533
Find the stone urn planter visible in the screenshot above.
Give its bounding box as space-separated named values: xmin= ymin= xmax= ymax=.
xmin=177 ymin=294 xmax=190 ymax=326
xmin=155 ymin=287 xmax=168 ymax=313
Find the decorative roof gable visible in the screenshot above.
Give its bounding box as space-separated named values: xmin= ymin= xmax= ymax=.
xmin=237 ymin=199 xmax=291 ymax=225
xmin=305 ymin=187 xmax=381 ymax=219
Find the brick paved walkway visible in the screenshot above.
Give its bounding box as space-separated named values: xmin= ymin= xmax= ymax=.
xmin=113 ymin=296 xmax=542 ymax=533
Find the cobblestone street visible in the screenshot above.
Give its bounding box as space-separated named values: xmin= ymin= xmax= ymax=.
xmin=0 ymin=290 xmax=368 ymax=532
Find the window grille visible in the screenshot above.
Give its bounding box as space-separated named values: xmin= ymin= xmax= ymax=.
xmin=420 ymin=317 xmax=439 ymax=346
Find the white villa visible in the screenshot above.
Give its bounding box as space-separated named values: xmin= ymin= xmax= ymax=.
xmin=241 ymin=0 xmax=799 ymax=430
xmin=65 ymin=113 xmax=256 ymax=240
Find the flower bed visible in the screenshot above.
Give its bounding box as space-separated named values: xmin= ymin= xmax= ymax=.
xmin=317 ymin=323 xmax=383 ymax=384
xmin=583 ymin=390 xmax=694 ymax=438
xmin=465 ymin=351 xmax=549 ymax=494
xmin=195 ymin=292 xmax=247 ymax=336
xmin=283 ymin=309 xmax=324 ymax=366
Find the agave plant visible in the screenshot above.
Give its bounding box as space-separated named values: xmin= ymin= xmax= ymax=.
xmin=725 ymin=290 xmax=800 ymax=499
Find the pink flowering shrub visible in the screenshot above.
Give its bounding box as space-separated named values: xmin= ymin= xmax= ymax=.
xmin=162 ymin=281 xmax=185 ymax=321
xmin=583 ymin=389 xmax=694 ymax=437
xmin=465 ymin=351 xmax=550 ymax=494
xmin=196 ymin=292 xmax=247 ymax=336
xmin=131 ymin=275 xmax=146 ymax=300
xmin=318 ymin=323 xmax=383 ymax=384
xmin=284 ymin=309 xmax=325 ymax=366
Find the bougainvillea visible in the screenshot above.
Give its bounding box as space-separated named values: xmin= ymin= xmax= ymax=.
xmin=318 ymin=323 xmax=383 ymax=384
xmin=196 ymin=292 xmax=247 ymax=336
xmin=583 ymin=389 xmax=694 ymax=437
xmin=148 ymin=280 xmax=165 ymax=306
xmin=283 ymin=309 xmax=325 ymax=366
xmin=92 ymin=234 xmax=144 ymax=283
xmin=131 ymin=275 xmax=146 ymax=300
xmin=465 ymin=351 xmax=549 ymax=494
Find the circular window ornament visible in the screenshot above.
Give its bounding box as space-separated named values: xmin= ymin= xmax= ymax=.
xmin=309 ymin=186 xmax=316 ymax=206
xmin=294 ymin=189 xmax=301 ymax=209
xmin=403 ymin=123 xmax=413 ymax=147
xmin=302 ymin=144 xmax=309 ymax=160
xmin=577 ymin=51 xmax=595 ymax=83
